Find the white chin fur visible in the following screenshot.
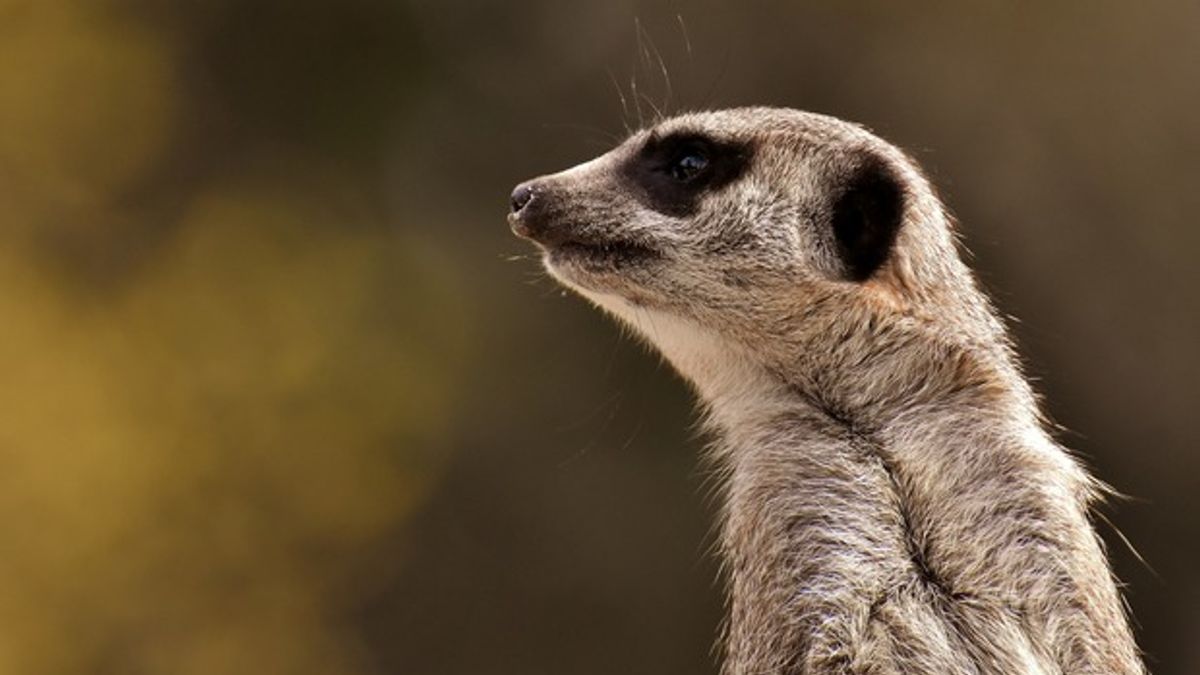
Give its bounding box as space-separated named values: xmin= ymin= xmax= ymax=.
xmin=570 ymin=286 xmax=789 ymax=434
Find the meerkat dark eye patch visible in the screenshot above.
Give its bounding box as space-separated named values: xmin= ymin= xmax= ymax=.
xmin=620 ymin=131 xmax=753 ymax=218
xmin=830 ymin=157 xmax=905 ymax=281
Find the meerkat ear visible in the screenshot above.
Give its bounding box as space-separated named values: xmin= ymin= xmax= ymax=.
xmin=829 ymin=156 xmax=905 ymax=282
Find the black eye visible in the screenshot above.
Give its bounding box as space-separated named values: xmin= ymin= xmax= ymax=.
xmin=668 ymin=149 xmax=709 ymax=182
xmin=623 ymin=131 xmax=753 ymax=217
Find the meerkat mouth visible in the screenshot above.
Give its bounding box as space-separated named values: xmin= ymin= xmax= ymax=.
xmin=546 ymin=237 xmax=661 ymax=269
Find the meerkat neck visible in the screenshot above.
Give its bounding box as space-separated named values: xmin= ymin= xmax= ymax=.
xmin=713 ymin=350 xmax=1142 ymax=675
xmin=583 ymin=293 xmax=1140 ymax=673
xmin=578 ymin=292 xmax=797 ymax=431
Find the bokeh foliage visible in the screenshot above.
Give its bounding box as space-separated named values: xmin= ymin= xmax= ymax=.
xmin=0 ymin=2 xmax=465 ymax=673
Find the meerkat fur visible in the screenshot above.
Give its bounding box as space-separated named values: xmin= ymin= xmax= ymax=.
xmin=508 ymin=107 xmax=1143 ymax=675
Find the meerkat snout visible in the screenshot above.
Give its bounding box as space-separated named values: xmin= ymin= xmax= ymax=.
xmin=507 ymin=177 xmax=583 ymax=248
xmin=509 ymin=182 xmax=535 ymax=215
xmin=507 ymin=180 xmax=543 ymax=241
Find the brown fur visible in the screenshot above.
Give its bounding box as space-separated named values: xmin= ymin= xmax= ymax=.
xmin=509 ymin=108 xmax=1143 ymax=674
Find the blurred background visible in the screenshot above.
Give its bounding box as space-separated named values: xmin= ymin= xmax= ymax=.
xmin=0 ymin=1 xmax=1196 ymax=673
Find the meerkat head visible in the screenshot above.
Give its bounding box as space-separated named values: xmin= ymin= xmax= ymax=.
xmin=509 ymin=108 xmax=980 ymax=393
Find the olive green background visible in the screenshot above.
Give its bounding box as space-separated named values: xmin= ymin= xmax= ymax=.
xmin=0 ymin=1 xmax=1195 ymax=673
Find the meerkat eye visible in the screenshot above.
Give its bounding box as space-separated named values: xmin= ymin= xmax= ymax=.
xmin=669 ymin=149 xmax=710 ymax=182
xmin=623 ymin=132 xmax=753 ymax=217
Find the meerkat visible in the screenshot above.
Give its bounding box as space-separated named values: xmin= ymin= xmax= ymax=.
xmin=507 ymin=107 xmax=1143 ymax=675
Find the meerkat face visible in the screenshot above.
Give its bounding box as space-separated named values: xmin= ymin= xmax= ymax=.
xmin=509 ymin=108 xmax=909 ymax=332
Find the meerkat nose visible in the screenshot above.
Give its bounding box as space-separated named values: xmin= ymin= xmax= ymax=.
xmin=510 ymin=182 xmax=535 ymax=214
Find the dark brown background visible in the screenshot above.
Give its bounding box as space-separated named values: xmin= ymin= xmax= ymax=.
xmin=0 ymin=1 xmax=1195 ymax=673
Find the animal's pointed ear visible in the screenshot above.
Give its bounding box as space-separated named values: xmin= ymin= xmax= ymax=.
xmin=829 ymin=155 xmax=905 ymax=282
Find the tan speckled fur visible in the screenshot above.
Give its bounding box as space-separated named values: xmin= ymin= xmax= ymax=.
xmin=513 ymin=108 xmax=1143 ymax=674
